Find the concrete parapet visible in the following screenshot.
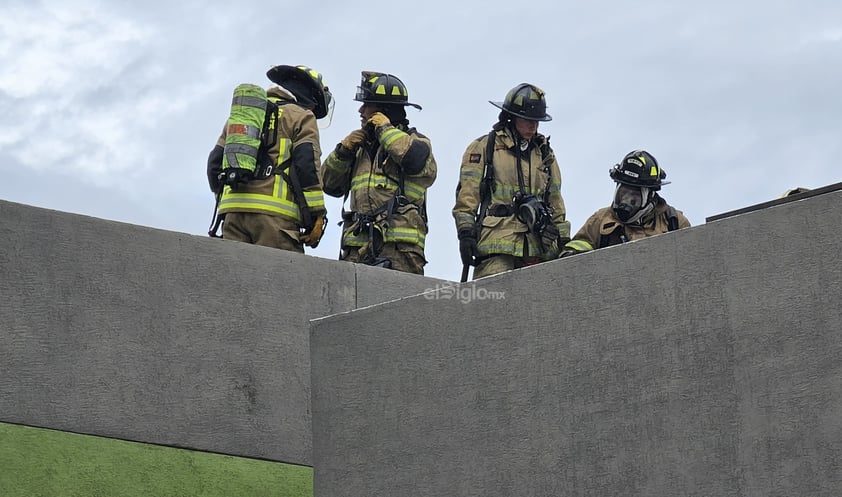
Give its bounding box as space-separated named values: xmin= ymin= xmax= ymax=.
xmin=310 ymin=190 xmax=842 ymax=496
xmin=0 ymin=199 xmax=443 ymax=466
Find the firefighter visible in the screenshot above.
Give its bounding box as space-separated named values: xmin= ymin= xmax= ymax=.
xmin=561 ymin=150 xmax=690 ymax=256
xmin=322 ymin=71 xmax=437 ymax=275
xmin=207 ymin=65 xmax=332 ymax=252
xmin=453 ymin=83 xmax=570 ymax=280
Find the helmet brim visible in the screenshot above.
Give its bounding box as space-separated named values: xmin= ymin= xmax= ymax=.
xmin=488 ymin=100 xmax=552 ymax=122
xmin=355 ymin=97 xmax=422 ymax=111
xmin=267 ymin=65 xmax=331 ymax=119
xmin=610 ymin=169 xmax=670 ymax=189
xmin=266 ymin=65 xmax=304 ymax=86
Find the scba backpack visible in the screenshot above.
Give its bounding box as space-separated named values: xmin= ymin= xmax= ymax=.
xmin=219 ymin=83 xmax=279 ymax=186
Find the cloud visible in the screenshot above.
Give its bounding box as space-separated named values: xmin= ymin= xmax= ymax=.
xmin=3 ymin=0 xmax=842 ymax=281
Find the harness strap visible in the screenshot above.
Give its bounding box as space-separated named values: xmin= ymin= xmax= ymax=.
xmin=665 ymin=205 xmax=680 ymax=231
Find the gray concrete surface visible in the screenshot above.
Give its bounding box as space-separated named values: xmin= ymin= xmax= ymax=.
xmin=0 ymin=199 xmax=442 ymax=466
xmin=310 ymin=190 xmax=842 ymax=496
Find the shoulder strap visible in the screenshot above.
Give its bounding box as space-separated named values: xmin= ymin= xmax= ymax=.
xmin=255 ymin=99 xmax=284 ymax=176
xmin=599 ymin=222 xmax=627 ymax=248
xmin=665 ymin=204 xmax=680 ymax=231
xmin=472 ymin=130 xmax=497 ymax=229
xmin=481 ymin=130 xmax=496 ymax=201
xmin=539 ymin=135 xmax=553 ymax=203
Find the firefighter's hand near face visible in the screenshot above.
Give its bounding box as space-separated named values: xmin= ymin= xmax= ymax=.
xmin=339 ymin=129 xmax=367 ymax=154
xmin=367 ymin=112 xmax=391 ymax=129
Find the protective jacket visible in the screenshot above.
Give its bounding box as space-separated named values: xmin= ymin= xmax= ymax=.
xmin=564 ymin=196 xmax=690 ymax=253
xmin=208 ymin=87 xmax=326 ymax=226
xmin=321 ymin=122 xmax=436 ymax=257
xmin=453 ymin=127 xmax=570 ymax=259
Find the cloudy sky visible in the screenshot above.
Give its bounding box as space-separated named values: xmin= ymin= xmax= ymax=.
xmin=2 ymin=0 xmax=840 ymax=281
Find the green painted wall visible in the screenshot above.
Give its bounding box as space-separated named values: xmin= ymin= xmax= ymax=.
xmin=0 ymin=423 xmax=312 ymax=497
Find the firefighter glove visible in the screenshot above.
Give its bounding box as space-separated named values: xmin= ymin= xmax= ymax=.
xmin=367 ymin=112 xmax=391 ymax=129
xmin=540 ymin=222 xmax=560 ymax=251
xmin=458 ymin=227 xmax=478 ymax=266
xmin=207 ymin=144 xmax=225 ymax=194
xmin=339 ymin=129 xmax=367 ymax=153
xmin=301 ymin=214 xmax=327 ymax=249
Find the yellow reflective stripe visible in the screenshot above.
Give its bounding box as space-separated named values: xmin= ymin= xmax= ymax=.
xmin=460 ymin=169 xmax=482 ymax=181
xmin=342 ymin=226 xmax=425 ymax=247
xmin=454 ymin=213 xmax=475 ymax=228
xmin=378 ymin=127 xmax=407 ymax=148
xmin=478 ymin=238 xmax=519 ymax=255
xmin=350 ymin=173 xmax=426 ymax=202
xmin=493 ymin=185 xmax=545 ymax=199
xmin=303 ymin=190 xmax=325 ymax=208
xmin=402 ymin=180 xmax=425 ymax=201
xmin=218 ymin=194 xmax=301 ymax=220
xmin=277 ymin=137 xmax=291 ymax=165
xmin=341 ymin=230 xmax=368 ymax=246
xmin=564 ymin=239 xmax=593 ymax=252
xmin=324 ymin=153 xmax=351 ymax=173
xmin=220 ymin=176 xmax=301 ymax=221
xmin=382 ymin=227 xmax=425 ymax=246
xmin=350 ymin=173 xmax=388 ymax=191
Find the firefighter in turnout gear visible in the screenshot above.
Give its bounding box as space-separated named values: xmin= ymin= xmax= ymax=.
xmin=207 ymin=64 xmax=332 ymax=252
xmin=561 ymin=150 xmax=690 ymax=256
xmin=322 ymin=71 xmax=437 ymax=274
xmin=453 ymin=83 xmax=570 ymax=280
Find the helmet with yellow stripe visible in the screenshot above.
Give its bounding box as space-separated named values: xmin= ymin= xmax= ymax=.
xmin=490 ymin=83 xmax=552 ymax=122
xmin=354 ymin=71 xmax=422 ymax=110
xmin=266 ymin=64 xmax=334 ymax=120
xmin=609 ymin=150 xmax=670 ymax=190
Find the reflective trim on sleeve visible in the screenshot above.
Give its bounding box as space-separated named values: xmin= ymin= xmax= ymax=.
xmin=564 ymin=239 xmax=594 ymax=253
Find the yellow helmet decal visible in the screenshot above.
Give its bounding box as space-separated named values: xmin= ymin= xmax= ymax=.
xmin=375 ymin=84 xmax=387 ymax=95
xmin=639 ymin=155 xmax=647 ymax=165
xmin=391 ymin=86 xmax=402 ymax=96
xmin=650 ymin=166 xmax=659 ymax=177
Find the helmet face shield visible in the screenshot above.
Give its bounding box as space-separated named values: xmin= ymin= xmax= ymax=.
xmin=613 ymin=184 xmax=655 ymax=225
xmin=612 ymin=184 xmax=644 ymax=222
xmin=355 ymin=85 xmax=369 ymax=102
xmin=319 ymin=91 xmax=335 ymax=129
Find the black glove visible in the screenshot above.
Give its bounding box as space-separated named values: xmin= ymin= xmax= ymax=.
xmin=540 ymin=222 xmax=560 ymax=250
xmin=207 ymin=144 xmax=224 ymax=194
xmin=458 ymin=227 xmax=478 ymax=266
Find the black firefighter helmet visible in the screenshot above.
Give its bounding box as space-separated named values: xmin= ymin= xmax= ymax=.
xmin=609 ymin=150 xmax=670 ymax=190
xmin=354 ymin=71 xmax=422 ymax=110
xmin=266 ymin=64 xmax=333 ymax=119
xmin=490 ymin=83 xmax=552 ymax=121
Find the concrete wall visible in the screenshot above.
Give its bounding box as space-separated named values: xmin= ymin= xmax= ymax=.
xmin=0 ymin=199 xmax=442 ymax=467
xmin=310 ymin=190 xmax=842 ymax=496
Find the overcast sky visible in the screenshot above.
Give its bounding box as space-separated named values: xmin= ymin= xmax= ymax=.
xmin=1 ymin=0 xmax=840 ymax=281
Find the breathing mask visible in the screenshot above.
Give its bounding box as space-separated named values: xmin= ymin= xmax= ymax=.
xmin=612 ymin=184 xmax=654 ymax=225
